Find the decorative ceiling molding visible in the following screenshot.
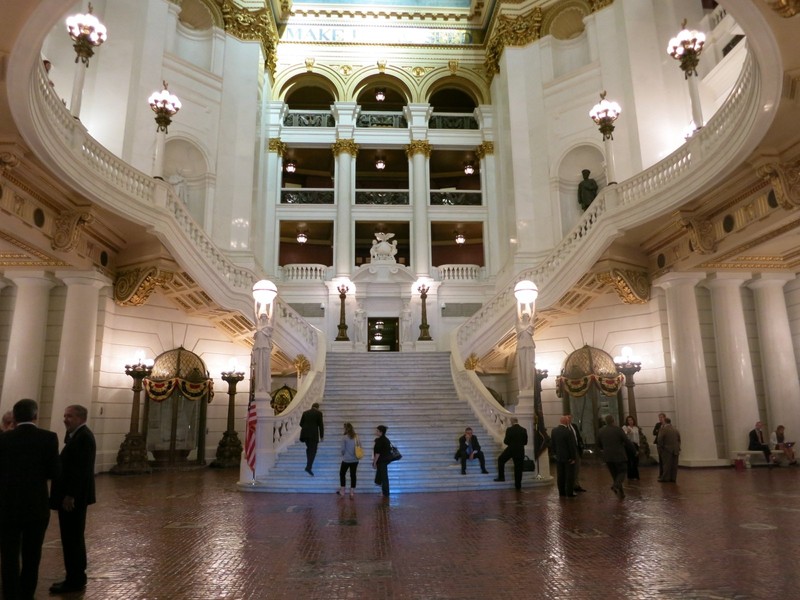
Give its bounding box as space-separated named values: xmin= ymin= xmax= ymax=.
xmin=0 ymin=231 xmax=70 ymax=267
xmin=51 ymin=210 xmax=94 ymax=253
xmin=766 ymin=0 xmax=800 ymax=18
xmin=114 ymin=266 xmax=175 ymax=307
xmin=485 ymin=7 xmax=544 ymax=76
xmin=220 ymin=0 xmax=279 ymax=77
xmin=757 ymin=158 xmax=800 ymax=209
xmin=679 ymin=214 xmax=717 ymax=255
xmin=595 ymin=268 xmax=650 ymax=304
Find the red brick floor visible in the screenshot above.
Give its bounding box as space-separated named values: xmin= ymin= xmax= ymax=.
xmin=32 ymin=462 xmax=800 ymax=599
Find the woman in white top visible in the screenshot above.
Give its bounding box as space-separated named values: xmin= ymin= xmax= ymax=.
xmin=622 ymin=415 xmax=641 ymax=480
xmin=770 ymin=425 xmax=797 ymax=465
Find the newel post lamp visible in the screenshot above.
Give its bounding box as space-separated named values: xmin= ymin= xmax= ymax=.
xmin=148 ymin=81 xmax=181 ymax=179
xmin=417 ymin=283 xmax=432 ymax=341
xmin=614 ymin=346 xmax=642 ymax=422
xmin=65 ymin=2 xmax=107 ymax=119
xmin=590 ymin=91 xmax=621 ymax=184
xmin=111 ymin=353 xmax=153 ymax=474
xmin=668 ymin=19 xmax=706 ymax=131
xmin=335 ymin=284 xmax=350 ymax=341
xmin=211 ymin=361 xmax=245 ymax=468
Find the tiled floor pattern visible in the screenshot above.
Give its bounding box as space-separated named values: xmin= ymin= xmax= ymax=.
xmin=31 ymin=462 xmax=800 ymax=599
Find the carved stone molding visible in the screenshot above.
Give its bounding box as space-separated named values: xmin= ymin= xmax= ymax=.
xmin=590 ymin=0 xmax=613 ymax=11
xmin=485 ymin=7 xmax=543 ymax=76
xmin=405 ymin=140 xmax=432 ymax=158
xmin=51 ymin=210 xmax=94 ymax=252
xmin=114 ymin=266 xmax=175 ymax=307
xmin=679 ymin=214 xmax=717 ymax=255
xmin=476 ymin=141 xmax=494 ymax=159
xmin=332 ymin=138 xmax=359 ymax=157
xmin=757 ymin=158 xmax=800 ymax=209
xmin=766 ymin=0 xmax=800 ymax=17
xmin=294 ymin=354 xmax=311 ymax=376
xmin=596 ymin=269 xmax=650 ymax=304
xmin=0 ymin=152 xmax=21 ymax=172
xmin=464 ymin=353 xmax=480 ymax=370
xmin=220 ymin=0 xmax=278 ymax=77
xmin=268 ymin=138 xmax=287 ymax=156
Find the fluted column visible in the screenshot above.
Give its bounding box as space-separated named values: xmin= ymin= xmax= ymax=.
xmin=748 ymin=274 xmax=800 ymax=437
xmin=406 ymin=140 xmax=431 ymax=277
xmin=0 ymin=272 xmax=56 ymax=413
xmin=703 ymin=274 xmax=758 ymax=455
xmin=653 ymin=273 xmax=720 ymax=465
xmin=332 ymin=139 xmax=358 ymax=278
xmin=49 ymin=272 xmax=111 ymax=429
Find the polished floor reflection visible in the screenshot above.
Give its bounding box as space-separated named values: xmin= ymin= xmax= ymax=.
xmin=34 ymin=462 xmax=799 ymax=599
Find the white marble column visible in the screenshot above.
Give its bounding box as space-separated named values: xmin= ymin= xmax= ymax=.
xmin=653 ymin=273 xmax=722 ymax=466
xmin=263 ymin=135 xmax=285 ymax=273
xmin=407 ymin=140 xmax=431 ymax=277
xmin=0 ymin=272 xmax=56 ymax=414
xmin=332 ymin=139 xmax=358 ymax=278
xmin=477 ymin=140 xmax=500 ymax=273
xmin=748 ymin=273 xmax=800 ymax=437
xmin=703 ymin=273 xmax=758 ymax=455
xmin=49 ymin=272 xmax=110 ymax=430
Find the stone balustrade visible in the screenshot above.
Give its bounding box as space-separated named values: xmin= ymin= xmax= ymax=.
xmin=437 ymin=264 xmax=483 ymax=281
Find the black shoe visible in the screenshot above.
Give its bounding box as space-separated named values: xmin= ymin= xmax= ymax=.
xmin=461 ymin=471 xmax=466 ymax=475
xmin=305 ymin=467 xmax=314 ymax=476
xmin=566 ymin=494 xmax=577 ymax=497
xmin=493 ymin=477 xmax=505 ymax=482
xmin=574 ymin=487 xmax=587 ymax=492
xmin=481 ymin=470 xmax=489 ymax=474
xmin=50 ymin=581 xmax=86 ymax=594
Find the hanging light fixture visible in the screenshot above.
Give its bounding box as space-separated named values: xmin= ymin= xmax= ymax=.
xmin=667 ymin=19 xmax=706 ymax=78
xmin=285 ymin=161 xmax=297 ymax=173
xmin=66 ymin=2 xmax=107 ymax=66
xmin=296 ymin=231 xmax=308 ymax=244
xmin=375 ymin=158 xmax=386 ymax=170
xmin=463 ymin=162 xmax=475 ymax=175
xmin=375 ymin=88 xmax=386 ymax=102
xmin=455 ymin=232 xmax=466 ymax=245
xmin=148 ymin=81 xmax=181 ymax=133
xmin=589 ymin=91 xmax=621 ymax=141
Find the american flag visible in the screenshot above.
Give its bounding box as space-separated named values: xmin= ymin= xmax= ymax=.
xmin=244 ymin=397 xmax=257 ymax=474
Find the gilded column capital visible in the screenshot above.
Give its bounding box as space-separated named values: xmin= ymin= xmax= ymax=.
xmin=332 ymin=139 xmax=359 ymax=157
xmin=476 ymin=142 xmax=494 ymax=159
xmin=268 ymin=138 xmax=287 ymax=156
xmin=114 ymin=266 xmax=174 ymax=307
xmin=679 ymin=214 xmax=717 ymax=255
xmin=405 ymin=140 xmax=432 ymax=158
xmin=221 ymin=0 xmax=279 ymax=78
xmin=596 ymin=269 xmax=650 ymax=304
xmin=51 ymin=210 xmax=94 ymax=253
xmin=757 ymin=158 xmax=800 ymax=209
xmin=485 ymin=7 xmax=543 ymax=77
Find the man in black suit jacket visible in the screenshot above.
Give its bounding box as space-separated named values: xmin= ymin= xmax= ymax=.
xmin=566 ymin=414 xmax=586 ymax=492
xmin=299 ymin=402 xmax=324 ymax=476
xmin=551 ymin=416 xmax=578 ymax=497
xmin=494 ymin=418 xmax=528 ymax=490
xmin=49 ymin=405 xmax=96 ymax=594
xmin=748 ymin=421 xmax=772 ymax=464
xmin=454 ymin=427 xmax=489 ymax=474
xmin=597 ymin=415 xmax=631 ymax=498
xmin=0 ymin=399 xmax=60 ymax=600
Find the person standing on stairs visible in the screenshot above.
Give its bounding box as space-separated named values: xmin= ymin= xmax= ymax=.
xmin=299 ymin=402 xmax=324 ymax=476
xmin=373 ymin=425 xmax=392 ymax=497
xmin=338 ymin=422 xmax=360 ymax=498
xmin=494 ymin=418 xmax=528 ymax=490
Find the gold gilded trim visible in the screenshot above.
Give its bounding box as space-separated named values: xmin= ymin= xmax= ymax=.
xmin=464 ymin=353 xmax=480 ymax=370
xmin=596 ymin=269 xmax=650 ymax=304
xmin=114 ymin=266 xmax=175 ymax=307
xmin=405 ymin=140 xmax=432 ymax=158
xmin=679 ymin=214 xmax=717 ymax=255
xmin=221 ymin=0 xmax=279 ymax=78
xmin=268 ymin=138 xmax=287 ymax=156
xmin=294 ymin=354 xmax=311 ymax=376
xmin=757 ymin=158 xmax=800 ymax=209
xmin=51 ymin=210 xmax=94 ymax=253
xmin=766 ymin=0 xmax=800 ymax=17
xmin=476 ymin=141 xmax=494 ymax=159
xmin=485 ymin=7 xmax=543 ymax=77
xmin=590 ymin=0 xmax=613 ymax=11
xmin=332 ymin=139 xmax=359 ymax=157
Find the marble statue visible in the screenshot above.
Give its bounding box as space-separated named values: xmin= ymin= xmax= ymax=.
xmin=515 ymin=311 xmax=536 ymax=391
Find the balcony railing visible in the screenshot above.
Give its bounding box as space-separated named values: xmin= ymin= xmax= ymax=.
xmin=355 ymin=190 xmax=409 ymax=205
xmin=356 ymin=111 xmax=407 ymax=128
xmin=283 ymin=110 xmax=335 ymax=128
xmin=280 ymin=264 xmax=330 ymax=281
xmin=437 ymin=264 xmax=484 ymax=281
xmin=430 ymin=191 xmax=482 ymax=206
xmin=281 ymin=189 xmax=335 ymax=204
xmin=428 ymin=113 xmax=479 ymax=130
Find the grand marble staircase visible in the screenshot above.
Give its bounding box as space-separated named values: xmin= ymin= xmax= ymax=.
xmin=257 ymin=352 xmax=545 ymax=493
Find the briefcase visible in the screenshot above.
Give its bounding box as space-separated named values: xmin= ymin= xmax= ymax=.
xmin=522 ymin=457 xmax=536 ymax=472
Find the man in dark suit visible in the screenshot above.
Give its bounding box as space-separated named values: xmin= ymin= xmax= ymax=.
xmin=597 ymin=415 xmax=631 ymax=498
xmin=49 ymin=404 xmax=96 ymax=595
xmin=299 ymin=402 xmax=324 ymax=476
xmin=657 ymin=418 xmax=682 ymax=482
xmin=0 ymin=399 xmax=60 ymax=600
xmin=566 ymin=414 xmax=586 ymax=492
xmin=454 ymin=427 xmax=489 ymax=474
xmin=748 ymin=420 xmax=772 ymax=464
xmin=494 ymin=418 xmax=528 ymax=490
xmin=550 ymin=416 xmax=578 ymax=497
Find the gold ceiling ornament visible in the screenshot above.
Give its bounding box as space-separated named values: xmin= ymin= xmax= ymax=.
xmin=377 ymin=60 xmax=387 ymax=73
xmin=485 ymin=7 xmax=544 ymax=77
xmin=338 ymin=65 xmax=353 ymax=77
xmin=679 ymin=214 xmax=717 ymax=255
xmin=405 ymin=139 xmax=432 ymax=158
xmin=267 ymin=138 xmax=287 ymax=155
xmin=757 ymin=158 xmax=800 ymax=209
xmin=220 ymin=0 xmax=278 ymax=78
xmin=293 ymin=354 xmax=311 ymax=377
xmin=305 ymin=57 xmax=315 ymax=71
xmin=448 ymin=60 xmax=459 ymax=75
xmin=596 ymin=268 xmax=650 ymax=304
xmin=51 ymin=210 xmax=94 ymax=253
xmin=766 ymin=0 xmax=800 ymax=17
xmin=464 ymin=353 xmax=480 ymax=370
xmin=0 ymin=151 xmax=21 ymax=173
xmin=476 ymin=141 xmax=494 ymax=159
xmin=332 ymin=138 xmax=359 ymax=157
xmin=114 ymin=266 xmax=175 ymax=307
